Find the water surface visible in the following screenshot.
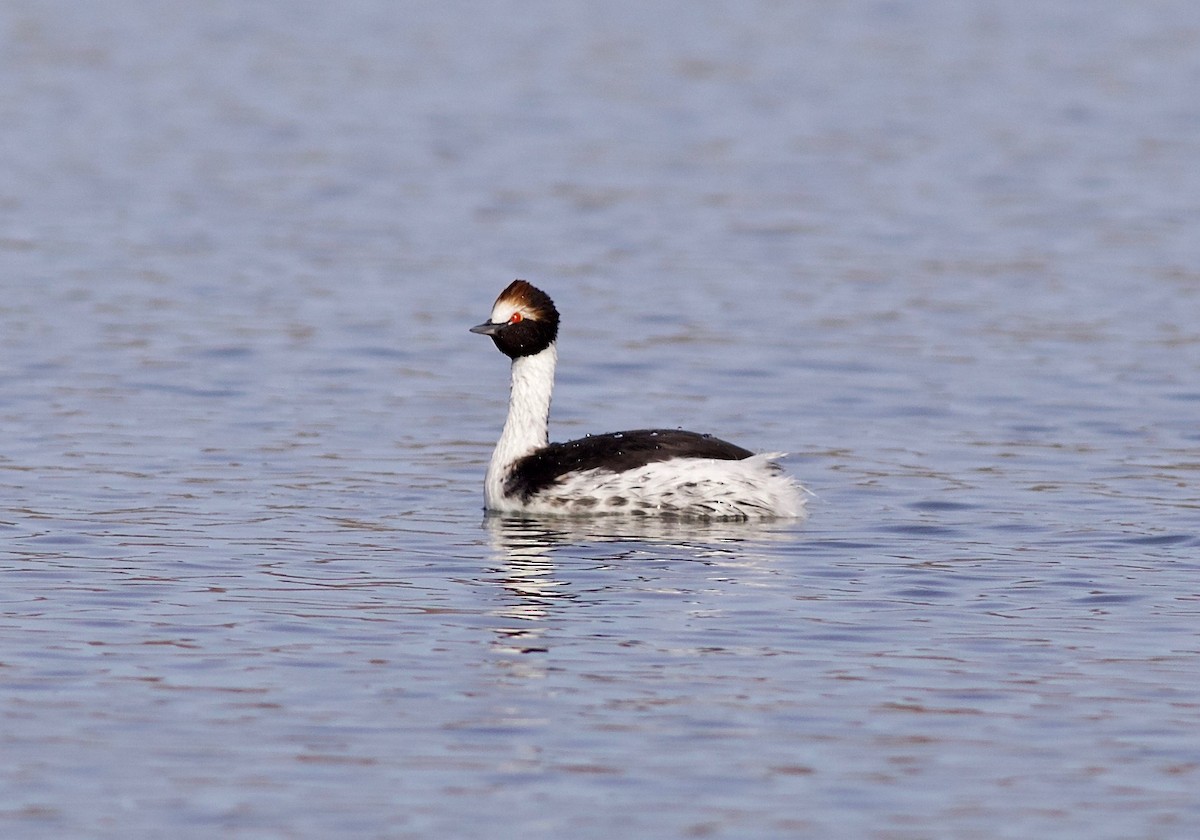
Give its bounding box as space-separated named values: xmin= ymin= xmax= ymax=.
xmin=3 ymin=1 xmax=1199 ymax=838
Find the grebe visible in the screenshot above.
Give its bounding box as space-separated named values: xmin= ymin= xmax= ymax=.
xmin=471 ymin=280 xmax=807 ymax=519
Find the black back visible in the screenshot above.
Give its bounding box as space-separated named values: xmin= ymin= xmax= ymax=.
xmin=505 ymin=429 xmax=754 ymax=501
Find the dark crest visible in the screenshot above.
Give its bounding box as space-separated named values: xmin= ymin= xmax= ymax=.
xmin=472 ymin=280 xmax=560 ymax=359
xmin=499 ymin=280 xmax=557 ymax=323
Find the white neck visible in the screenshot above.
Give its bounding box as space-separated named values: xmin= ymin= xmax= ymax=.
xmin=485 ymin=343 xmax=557 ymax=508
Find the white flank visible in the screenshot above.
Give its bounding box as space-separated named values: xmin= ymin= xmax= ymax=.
xmin=492 ymin=452 xmax=808 ymax=520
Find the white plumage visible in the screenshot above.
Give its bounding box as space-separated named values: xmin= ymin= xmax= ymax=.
xmin=488 ymin=453 xmax=806 ymax=519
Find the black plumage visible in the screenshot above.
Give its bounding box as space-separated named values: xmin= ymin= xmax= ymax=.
xmin=504 ymin=429 xmax=753 ymax=501
xmin=469 ymin=280 xmax=559 ymax=358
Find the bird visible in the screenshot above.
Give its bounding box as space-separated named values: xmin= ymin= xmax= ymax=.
xmin=470 ymin=280 xmax=807 ymax=519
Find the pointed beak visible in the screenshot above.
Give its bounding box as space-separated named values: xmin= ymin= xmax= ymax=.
xmin=470 ymin=321 xmax=504 ymax=336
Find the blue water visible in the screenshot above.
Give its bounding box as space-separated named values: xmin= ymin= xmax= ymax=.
xmin=3 ymin=1 xmax=1199 ymax=837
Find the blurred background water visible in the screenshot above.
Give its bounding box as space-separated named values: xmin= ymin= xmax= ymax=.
xmin=2 ymin=1 xmax=1199 ymax=837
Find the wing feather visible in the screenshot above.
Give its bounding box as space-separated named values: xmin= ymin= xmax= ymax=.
xmin=505 ymin=429 xmax=754 ymax=501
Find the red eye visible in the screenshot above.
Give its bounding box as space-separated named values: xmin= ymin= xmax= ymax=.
xmin=509 ymin=312 xmax=523 ymax=324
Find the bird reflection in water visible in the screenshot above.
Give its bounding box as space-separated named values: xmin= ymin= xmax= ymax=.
xmin=481 ymin=514 xmax=800 ymax=655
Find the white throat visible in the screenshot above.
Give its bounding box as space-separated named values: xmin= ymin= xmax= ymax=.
xmin=485 ymin=343 xmax=557 ymax=508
